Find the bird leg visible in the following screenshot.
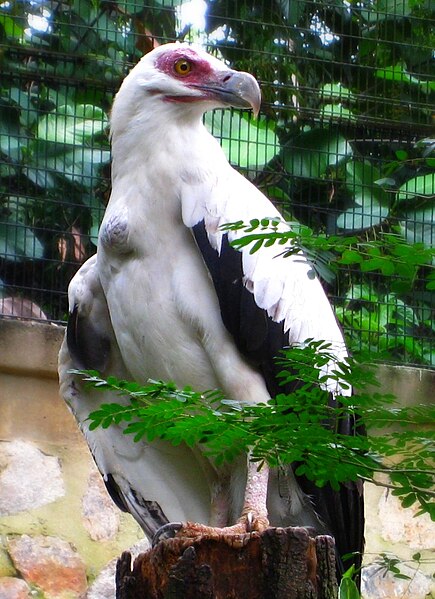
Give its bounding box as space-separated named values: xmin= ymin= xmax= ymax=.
xmin=239 ymin=459 xmax=270 ymax=531
xmin=153 ymin=460 xmax=270 ymax=547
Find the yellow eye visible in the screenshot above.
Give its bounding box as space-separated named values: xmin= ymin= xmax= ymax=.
xmin=174 ymin=59 xmax=192 ymax=76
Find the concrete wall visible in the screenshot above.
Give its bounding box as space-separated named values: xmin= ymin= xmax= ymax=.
xmin=0 ymin=319 xmax=433 ymax=598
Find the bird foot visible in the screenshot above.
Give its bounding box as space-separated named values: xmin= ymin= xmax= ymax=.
xmin=153 ymin=512 xmax=269 ymax=549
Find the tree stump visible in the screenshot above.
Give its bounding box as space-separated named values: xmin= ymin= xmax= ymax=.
xmin=116 ymin=527 xmax=338 ymax=599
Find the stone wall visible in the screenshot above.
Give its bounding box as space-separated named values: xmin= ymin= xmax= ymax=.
xmin=0 ymin=319 xmax=145 ymax=598
xmin=0 ymin=319 xmax=433 ymax=598
xmin=360 ymin=365 xmax=435 ymax=599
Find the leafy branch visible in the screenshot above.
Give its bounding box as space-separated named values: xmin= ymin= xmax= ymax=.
xmin=72 ymin=341 xmax=435 ymax=520
xmin=221 ymin=218 xmax=435 ymax=291
xmin=222 ymin=218 xmax=435 ymax=366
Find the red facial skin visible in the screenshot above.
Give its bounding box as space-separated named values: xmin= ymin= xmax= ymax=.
xmin=155 ymin=47 xmax=214 ymax=83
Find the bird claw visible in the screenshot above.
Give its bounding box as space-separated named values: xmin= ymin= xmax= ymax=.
xmin=152 ymin=522 xmax=183 ymax=546
xmin=231 ymin=530 xmax=262 ymax=548
xmin=152 ymin=513 xmax=269 ymax=548
xmin=239 ymin=512 xmax=269 ymax=534
xmin=246 ymin=511 xmax=254 ymax=532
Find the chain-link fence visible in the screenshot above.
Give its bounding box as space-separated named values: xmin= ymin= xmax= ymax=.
xmin=0 ymin=0 xmax=434 ymax=365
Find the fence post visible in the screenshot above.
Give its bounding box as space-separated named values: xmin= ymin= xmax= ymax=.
xmin=115 ymin=526 xmax=338 ymax=599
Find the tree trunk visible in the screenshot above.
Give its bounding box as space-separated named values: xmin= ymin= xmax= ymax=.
xmin=116 ymin=527 xmax=338 ymax=599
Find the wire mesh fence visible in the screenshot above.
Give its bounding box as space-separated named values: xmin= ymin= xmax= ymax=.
xmin=0 ymin=0 xmax=434 ymax=366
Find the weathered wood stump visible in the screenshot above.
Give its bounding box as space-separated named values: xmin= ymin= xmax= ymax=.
xmin=116 ymin=527 xmax=338 ymax=599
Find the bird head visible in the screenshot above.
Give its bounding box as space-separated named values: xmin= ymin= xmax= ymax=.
xmin=111 ymin=43 xmax=261 ymax=133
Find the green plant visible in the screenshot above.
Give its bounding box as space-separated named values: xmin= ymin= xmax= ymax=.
xmin=221 ymin=218 xmax=435 ymax=364
xmin=74 ymin=341 xmax=435 ymax=519
xmin=339 ymin=566 xmax=361 ymax=599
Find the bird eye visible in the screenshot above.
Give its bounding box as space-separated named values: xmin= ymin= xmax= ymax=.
xmin=174 ymin=59 xmax=192 ymax=76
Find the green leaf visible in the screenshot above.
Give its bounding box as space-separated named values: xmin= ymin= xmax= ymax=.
xmin=339 ymin=577 xmax=361 ymax=599
xmin=375 ymin=177 xmax=396 ymax=187
xmin=361 ymin=0 xmax=412 ymax=21
xmin=0 ymin=163 xmax=17 ymax=178
xmin=37 ymin=104 xmax=108 ymax=145
xmin=360 ymin=258 xmax=384 ymax=272
xmin=395 ymin=150 xmax=408 ymax=161
xmin=250 ymin=239 xmax=264 ymax=254
xmin=281 ymin=129 xmax=351 ymax=180
xmin=397 ymin=174 xmax=435 ymax=202
xmin=0 ymin=13 xmax=25 ymax=38
xmin=155 ymin=0 xmax=185 ymax=6
xmin=0 ymin=101 xmax=27 ymax=161
xmin=339 ymin=249 xmax=363 ymax=265
xmin=400 ymin=205 xmax=435 ymax=247
xmin=42 ymin=146 xmax=111 ymax=188
xmin=23 ymin=167 xmax=56 ymax=189
xmin=379 ymin=260 xmax=396 ymax=276
xmin=375 ymin=63 xmax=435 ymax=94
xmin=320 ymin=83 xmax=355 ymax=103
xmin=345 ymin=160 xmax=390 ymax=204
xmin=204 ymin=112 xmax=278 ymax=169
xmin=115 ymin=0 xmax=174 ymax=14
xmin=337 ymin=201 xmax=389 ymax=231
xmin=321 ymin=104 xmax=356 ymax=123
xmin=337 ymin=160 xmax=391 ymax=230
xmin=0 ymin=215 xmax=44 ymax=262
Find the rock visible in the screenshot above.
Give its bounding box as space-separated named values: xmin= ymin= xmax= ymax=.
xmin=0 ymin=297 xmax=47 ymax=319
xmin=0 ymin=577 xmax=31 ymax=599
xmin=82 ymin=471 xmax=120 ymax=541
xmin=378 ymin=490 xmax=435 ymax=549
xmin=0 ymin=440 xmax=65 ymax=516
xmin=86 ymin=539 xmax=149 ymax=599
xmin=362 ymin=563 xmax=432 ymax=599
xmin=86 ymin=557 xmax=117 ymax=599
xmin=7 ymin=535 xmax=87 ymax=598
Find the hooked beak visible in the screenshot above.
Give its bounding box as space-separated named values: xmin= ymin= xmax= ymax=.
xmin=192 ymin=70 xmax=261 ymax=118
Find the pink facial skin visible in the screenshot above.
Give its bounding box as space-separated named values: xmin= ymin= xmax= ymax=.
xmin=155 ymin=47 xmax=214 ymax=84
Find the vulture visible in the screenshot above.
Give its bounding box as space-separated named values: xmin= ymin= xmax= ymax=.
xmin=58 ymin=43 xmax=364 ymax=580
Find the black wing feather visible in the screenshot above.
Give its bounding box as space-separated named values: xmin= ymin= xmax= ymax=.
xmin=193 ymin=221 xmax=292 ymax=397
xmin=67 ymin=304 xmax=111 ymax=372
xmin=104 ymin=474 xmax=170 ymax=538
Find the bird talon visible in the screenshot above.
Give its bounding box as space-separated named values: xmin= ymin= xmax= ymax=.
xmin=226 ymin=534 xmax=246 ymax=549
xmin=152 ymin=522 xmax=183 ymax=546
xmin=246 ymin=511 xmax=254 ymax=533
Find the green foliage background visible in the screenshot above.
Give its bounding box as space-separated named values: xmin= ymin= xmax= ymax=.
xmin=0 ymin=0 xmax=434 ymax=365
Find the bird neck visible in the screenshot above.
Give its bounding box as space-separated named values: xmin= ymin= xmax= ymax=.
xmin=110 ymin=110 xmax=226 ymax=192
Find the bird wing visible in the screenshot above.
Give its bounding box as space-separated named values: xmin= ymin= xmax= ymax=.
xmin=181 ymin=165 xmax=348 ymax=393
xmin=181 ymin=165 xmax=364 ymax=573
xmin=59 ymin=255 xmax=218 ymax=538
